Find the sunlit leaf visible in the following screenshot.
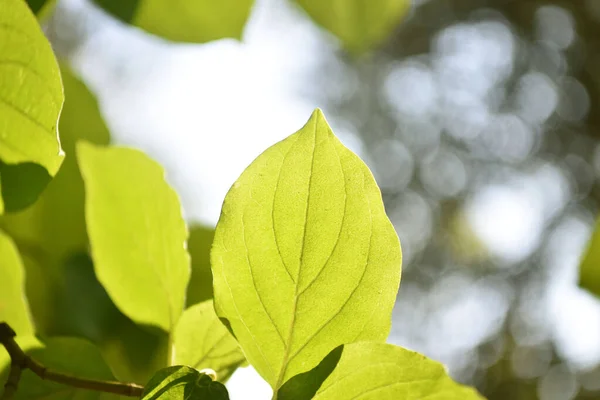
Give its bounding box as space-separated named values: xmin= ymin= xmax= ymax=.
xmin=0 ymin=68 xmax=167 ymax=385
xmin=186 ymin=226 xmax=215 ymax=306
xmin=278 ymin=342 xmax=484 ymax=400
xmin=0 ymin=0 xmax=64 ymax=213
xmin=580 ymin=218 xmax=600 ymax=296
xmin=93 ymin=0 xmax=254 ymax=43
xmin=78 ymin=143 xmax=190 ymax=331
xmin=211 ymin=109 xmax=402 ymax=390
xmin=0 ymin=336 xmax=120 ymax=399
xmin=173 ymin=301 xmax=245 ymax=382
xmin=0 ymin=66 xmax=111 ymax=335
xmin=294 ymin=0 xmax=411 ymax=55
xmin=141 ymin=365 xmax=229 ymax=400
xmin=0 ymin=230 xmax=33 ymax=335
xmin=1 ymin=66 xmax=109 ymax=263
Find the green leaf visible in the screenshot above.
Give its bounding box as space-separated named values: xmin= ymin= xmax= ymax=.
xmin=0 ymin=229 xmax=33 ymax=335
xmin=0 ymin=66 xmax=111 ymax=335
xmin=173 ymin=301 xmax=245 ymax=382
xmin=0 ymin=0 xmax=64 ymax=213
xmin=294 ymin=0 xmax=411 ymax=55
xmin=211 ymin=109 xmax=402 ymax=390
xmin=25 ymin=0 xmax=56 ymax=17
xmin=0 ymin=336 xmax=120 ymax=399
xmin=278 ymin=342 xmax=484 ymax=400
xmin=1 ymin=66 xmax=110 ymax=263
xmin=92 ymin=0 xmax=254 ymax=43
xmin=580 ymin=218 xmax=600 ymax=296
xmin=78 ymin=143 xmax=190 ymax=332
xmin=186 ymin=226 xmax=215 ymax=306
xmin=141 ymin=365 xmax=229 ymax=400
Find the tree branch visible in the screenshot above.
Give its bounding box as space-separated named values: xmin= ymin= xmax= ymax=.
xmin=0 ymin=323 xmax=144 ymax=398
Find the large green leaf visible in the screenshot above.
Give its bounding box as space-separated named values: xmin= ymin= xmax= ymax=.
xmin=278 ymin=342 xmax=484 ymax=400
xmin=0 ymin=0 xmax=64 ymax=213
xmin=294 ymin=0 xmax=411 ymax=55
xmin=186 ymin=226 xmax=215 ymax=306
xmin=1 ymin=68 xmax=167 ymax=385
xmin=0 ymin=230 xmax=33 ymax=335
xmin=580 ymin=218 xmax=600 ymax=296
xmin=1 ymin=66 xmax=110 ymax=263
xmin=78 ymin=143 xmax=190 ymax=332
xmin=0 ymin=336 xmax=120 ymax=399
xmin=211 ymin=109 xmax=402 ymax=390
xmin=93 ymin=0 xmax=254 ymax=43
xmin=173 ymin=301 xmax=245 ymax=382
xmin=141 ymin=366 xmax=229 ymax=400
xmin=0 ymin=66 xmax=111 ymax=335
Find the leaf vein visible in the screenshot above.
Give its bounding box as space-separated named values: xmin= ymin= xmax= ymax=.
xmin=288 ymin=172 xmax=373 ymax=365
xmin=241 ymin=213 xmax=286 ymax=344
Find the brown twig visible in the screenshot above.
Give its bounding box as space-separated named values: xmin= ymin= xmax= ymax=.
xmin=0 ymin=323 xmax=144 ymax=398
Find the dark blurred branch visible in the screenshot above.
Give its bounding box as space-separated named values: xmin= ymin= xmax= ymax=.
xmin=0 ymin=323 xmax=144 ymax=399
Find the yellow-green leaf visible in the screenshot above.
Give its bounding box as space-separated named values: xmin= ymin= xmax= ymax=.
xmin=25 ymin=0 xmax=56 ymax=18
xmin=580 ymin=218 xmax=600 ymax=296
xmin=78 ymin=143 xmax=190 ymax=332
xmin=0 ymin=229 xmax=33 ymax=335
xmin=0 ymin=66 xmax=111 ymax=336
xmin=173 ymin=301 xmax=245 ymax=382
xmin=1 ymin=66 xmax=110 ymax=263
xmin=278 ymin=342 xmax=484 ymax=400
xmin=93 ymin=0 xmax=254 ymax=43
xmin=186 ymin=226 xmax=215 ymax=306
xmin=295 ymin=0 xmax=411 ymax=55
xmin=211 ymin=109 xmax=402 ymax=391
xmin=0 ymin=0 xmax=64 ymax=213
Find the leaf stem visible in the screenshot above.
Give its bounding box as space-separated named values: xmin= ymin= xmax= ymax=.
xmin=0 ymin=323 xmax=144 ymax=398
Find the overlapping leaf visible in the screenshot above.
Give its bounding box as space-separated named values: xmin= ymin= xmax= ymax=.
xmin=294 ymin=0 xmax=411 ymax=55
xmin=0 ymin=230 xmax=33 ymax=335
xmin=173 ymin=301 xmax=245 ymax=382
xmin=278 ymin=342 xmax=485 ymax=400
xmin=0 ymin=0 xmax=64 ymax=213
xmin=141 ymin=366 xmax=229 ymax=400
xmin=211 ymin=109 xmax=402 ymax=390
xmin=186 ymin=226 xmax=215 ymax=306
xmin=78 ymin=143 xmax=190 ymax=332
xmin=93 ymin=0 xmax=254 ymax=43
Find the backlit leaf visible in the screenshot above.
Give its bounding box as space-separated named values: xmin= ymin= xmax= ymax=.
xmin=141 ymin=365 xmax=229 ymax=400
xmin=1 ymin=66 xmax=109 ymax=265
xmin=0 ymin=229 xmax=33 ymax=334
xmin=278 ymin=342 xmax=484 ymax=400
xmin=78 ymin=143 xmax=190 ymax=332
xmin=0 ymin=0 xmax=64 ymax=213
xmin=294 ymin=0 xmax=411 ymax=55
xmin=93 ymin=0 xmax=254 ymax=43
xmin=186 ymin=226 xmax=215 ymax=306
xmin=173 ymin=301 xmax=245 ymax=382
xmin=211 ymin=109 xmax=402 ymax=391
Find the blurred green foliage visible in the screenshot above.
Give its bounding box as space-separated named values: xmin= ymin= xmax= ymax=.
xmin=92 ymin=0 xmax=255 ymax=43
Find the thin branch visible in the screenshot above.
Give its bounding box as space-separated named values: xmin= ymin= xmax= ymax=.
xmin=0 ymin=323 xmax=144 ymax=398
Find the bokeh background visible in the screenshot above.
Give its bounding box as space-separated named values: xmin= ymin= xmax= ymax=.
xmin=38 ymin=0 xmax=600 ymax=398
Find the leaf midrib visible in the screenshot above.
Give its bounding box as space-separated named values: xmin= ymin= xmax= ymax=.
xmin=273 ymin=117 xmax=319 ymax=394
